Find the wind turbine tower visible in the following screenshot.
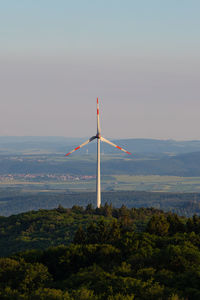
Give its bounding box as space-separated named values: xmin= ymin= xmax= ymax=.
xmin=65 ymin=98 xmax=131 ymax=208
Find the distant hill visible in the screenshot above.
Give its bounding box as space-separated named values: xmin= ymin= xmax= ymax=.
xmin=1 ymin=137 xmax=200 ymax=177
xmin=102 ymin=151 xmax=200 ymax=177
xmin=1 ymin=136 xmax=200 ymax=154
xmin=1 ymin=149 xmax=200 ymax=177
xmin=113 ymin=138 xmax=200 ymax=154
xmin=0 ymin=136 xmax=85 ymax=154
xmin=0 ymin=190 xmax=200 ymax=217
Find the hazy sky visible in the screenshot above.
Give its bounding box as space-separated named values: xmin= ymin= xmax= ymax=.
xmin=0 ymin=0 xmax=200 ymax=139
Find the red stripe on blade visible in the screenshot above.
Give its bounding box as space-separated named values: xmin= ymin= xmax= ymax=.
xmin=116 ymin=146 xmax=122 ymax=150
xmin=65 ymin=153 xmax=71 ymax=156
xmin=126 ymin=151 xmax=131 ymax=155
xmin=97 ymin=108 xmax=99 ymax=115
xmin=75 ymin=146 xmax=80 ymax=151
xmin=97 ymin=97 xmax=99 ymax=104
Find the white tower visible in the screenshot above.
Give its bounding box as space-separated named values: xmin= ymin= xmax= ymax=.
xmin=96 ymin=98 xmax=101 ymax=208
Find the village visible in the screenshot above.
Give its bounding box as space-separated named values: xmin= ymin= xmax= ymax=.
xmin=0 ymin=173 xmax=95 ymax=183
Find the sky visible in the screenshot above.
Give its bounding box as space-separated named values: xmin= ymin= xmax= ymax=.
xmin=0 ymin=0 xmax=200 ymax=140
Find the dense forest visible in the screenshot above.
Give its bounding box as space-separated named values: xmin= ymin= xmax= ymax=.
xmin=0 ymin=205 xmax=164 ymax=256
xmin=1 ymin=190 xmax=200 ymax=217
xmin=0 ymin=205 xmax=200 ymax=299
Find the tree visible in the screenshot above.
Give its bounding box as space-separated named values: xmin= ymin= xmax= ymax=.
xmin=109 ymin=220 xmax=121 ymax=244
xmin=167 ymin=214 xmax=185 ymax=234
xmin=19 ymin=262 xmax=52 ymax=293
xmin=86 ymin=222 xmax=99 ymax=244
xmin=31 ymin=288 xmax=71 ymax=300
xmin=71 ymin=205 xmax=84 ymax=213
xmin=0 ymin=258 xmax=21 ymax=289
xmin=56 ymin=204 xmax=66 ymax=213
xmin=118 ymin=205 xmax=132 ymax=230
xmin=85 ymin=204 xmax=94 ymax=214
xmin=108 ymin=294 xmax=134 ymax=300
xmin=103 ymin=202 xmax=113 ymax=217
xmin=0 ymin=287 xmax=21 ymax=300
xmin=186 ymin=215 xmax=200 ymax=233
xmin=73 ymin=226 xmax=86 ymax=244
xmin=146 ymin=215 xmax=169 ymax=236
xmin=72 ymin=287 xmax=97 ymax=300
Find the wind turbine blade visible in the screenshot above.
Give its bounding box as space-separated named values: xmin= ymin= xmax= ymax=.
xmin=100 ymin=137 xmax=131 ymax=155
xmin=65 ymin=136 xmax=96 ymax=156
xmin=97 ymin=97 xmax=101 ymax=135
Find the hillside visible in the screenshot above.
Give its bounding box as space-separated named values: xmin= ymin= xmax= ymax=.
xmin=0 ymin=205 xmax=162 ymax=257
xmin=1 ymin=136 xmax=200 ymax=155
xmin=1 ymin=151 xmax=200 ymax=177
xmin=1 ymin=190 xmax=200 ymax=217
xmin=0 ymin=206 xmax=200 ymax=299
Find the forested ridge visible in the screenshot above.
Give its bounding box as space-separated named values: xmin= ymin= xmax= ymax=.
xmin=1 ymin=190 xmax=200 ymax=217
xmin=0 ymin=205 xmax=200 ymax=299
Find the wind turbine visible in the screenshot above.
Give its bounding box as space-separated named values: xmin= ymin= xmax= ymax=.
xmin=65 ymin=98 xmax=131 ymax=208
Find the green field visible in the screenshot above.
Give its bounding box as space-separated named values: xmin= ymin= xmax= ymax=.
xmin=1 ymin=175 xmax=200 ymax=193
xmin=110 ymin=175 xmax=200 ymax=192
